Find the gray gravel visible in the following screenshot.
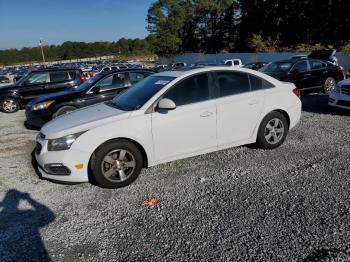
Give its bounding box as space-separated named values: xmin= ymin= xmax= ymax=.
xmin=0 ymin=94 xmax=350 ymax=261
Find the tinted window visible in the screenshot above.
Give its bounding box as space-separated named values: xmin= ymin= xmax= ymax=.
xmin=163 ymin=73 xmax=209 ymax=106
xmin=225 ymin=61 xmax=233 ymax=66
xmin=68 ymin=71 xmax=76 ymax=79
xmin=50 ymin=71 xmax=70 ymax=82
xmin=234 ymin=60 xmax=240 ymax=66
xmin=111 ymin=76 xmax=175 ymax=111
xmin=26 ymin=72 xmax=48 ymax=85
xmin=215 ymin=71 xmax=250 ymax=97
xmin=97 ymin=73 xmax=127 ymax=90
xmin=128 ymin=72 xmax=149 ymax=85
xmin=260 ymin=62 xmax=293 ymax=73
xmin=291 ymin=61 xmax=308 ymax=73
xmin=249 ymin=74 xmax=274 ymax=91
xmin=310 ymin=60 xmax=326 ymax=70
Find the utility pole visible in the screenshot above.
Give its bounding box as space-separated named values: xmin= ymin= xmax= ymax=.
xmin=39 ymin=39 xmax=46 ymax=65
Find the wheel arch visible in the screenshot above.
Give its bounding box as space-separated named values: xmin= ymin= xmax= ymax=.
xmin=89 ymin=137 xmax=149 ymax=170
xmin=272 ymin=109 xmax=290 ymax=129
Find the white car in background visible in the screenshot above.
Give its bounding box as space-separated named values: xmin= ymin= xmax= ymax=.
xmin=35 ymin=67 xmax=301 ymax=188
xmin=328 ymin=78 xmax=350 ymax=109
xmin=224 ymin=59 xmax=243 ymax=67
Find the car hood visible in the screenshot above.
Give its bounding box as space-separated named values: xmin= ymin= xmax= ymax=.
xmin=41 ymin=102 xmax=131 ymax=139
xmin=338 ymin=78 xmax=350 ymax=86
xmin=27 ymin=89 xmax=80 ymax=107
xmin=0 ymin=84 xmax=16 ymax=91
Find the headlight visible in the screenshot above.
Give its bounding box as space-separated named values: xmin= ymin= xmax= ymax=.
xmin=333 ymin=84 xmax=341 ymax=94
xmin=32 ymin=100 xmax=55 ymax=111
xmin=48 ymin=131 xmax=86 ymax=151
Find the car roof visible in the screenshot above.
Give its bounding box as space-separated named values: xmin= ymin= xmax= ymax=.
xmin=153 ymin=66 xmax=281 ymax=83
xmin=98 ymin=68 xmax=156 ymax=76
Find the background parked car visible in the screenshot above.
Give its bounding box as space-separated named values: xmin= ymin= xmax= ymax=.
xmin=0 ymin=75 xmax=10 ymax=84
xmin=243 ymin=62 xmax=268 ymax=71
xmin=25 ymin=69 xmax=155 ymax=128
xmin=328 ymin=78 xmax=350 ymax=109
xmin=0 ymin=68 xmax=86 ymax=113
xmin=259 ymin=58 xmax=345 ymax=93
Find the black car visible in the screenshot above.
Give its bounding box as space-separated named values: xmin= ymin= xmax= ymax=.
xmin=25 ymin=69 xmax=155 ymax=129
xmin=243 ymin=62 xmax=268 ymax=71
xmin=259 ymin=58 xmax=345 ymax=93
xmin=0 ymin=68 xmax=85 ymax=113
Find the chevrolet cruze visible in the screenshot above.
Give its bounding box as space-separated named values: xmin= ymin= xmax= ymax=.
xmin=35 ymin=67 xmax=301 ymax=188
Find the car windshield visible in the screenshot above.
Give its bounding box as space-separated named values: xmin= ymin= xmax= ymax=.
xmin=110 ymin=76 xmax=175 ymax=111
xmin=73 ymin=74 xmax=104 ymax=91
xmin=15 ymin=72 xmax=30 ymax=85
xmin=260 ymin=62 xmax=293 ymax=73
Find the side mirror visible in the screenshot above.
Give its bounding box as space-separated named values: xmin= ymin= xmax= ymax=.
xmin=158 ymin=98 xmax=176 ymax=111
xmin=91 ymin=86 xmax=100 ymax=94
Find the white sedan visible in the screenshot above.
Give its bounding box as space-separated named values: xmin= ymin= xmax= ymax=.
xmin=35 ymin=67 xmax=301 ymax=188
xmin=328 ymin=79 xmax=350 ymax=109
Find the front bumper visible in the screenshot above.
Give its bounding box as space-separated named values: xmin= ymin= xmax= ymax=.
xmin=328 ymin=91 xmax=350 ymax=110
xmin=35 ymin=138 xmax=91 ymax=183
xmin=25 ymin=108 xmax=52 ymax=129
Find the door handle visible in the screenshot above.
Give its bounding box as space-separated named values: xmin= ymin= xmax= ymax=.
xmin=200 ymin=111 xmax=213 ymax=117
xmin=248 ymin=100 xmax=259 ymax=105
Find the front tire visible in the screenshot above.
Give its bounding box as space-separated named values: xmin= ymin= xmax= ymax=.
xmin=91 ymin=140 xmax=143 ymax=188
xmin=1 ymin=97 xmax=19 ymax=113
xmin=256 ymin=111 xmax=288 ymax=149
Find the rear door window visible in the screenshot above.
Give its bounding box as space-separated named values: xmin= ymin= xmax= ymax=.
xmin=310 ymin=60 xmax=326 ymax=70
xmin=49 ymin=71 xmax=70 ymax=82
xmin=96 ymin=73 xmax=127 ymax=91
xmin=214 ymin=71 xmax=250 ymax=97
xmin=249 ymin=74 xmax=274 ymax=91
xmin=291 ymin=61 xmax=308 ymax=73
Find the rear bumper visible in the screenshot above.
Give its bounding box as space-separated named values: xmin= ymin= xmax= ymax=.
xmin=288 ymin=102 xmax=302 ymax=130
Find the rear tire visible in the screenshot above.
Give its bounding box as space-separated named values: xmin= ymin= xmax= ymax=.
xmin=323 ymin=77 xmax=336 ymax=94
xmin=91 ymin=140 xmax=143 ymax=188
xmin=256 ymin=111 xmax=288 ymax=149
xmin=1 ymin=97 xmax=19 ymax=113
xmin=53 ymin=106 xmax=76 ymax=118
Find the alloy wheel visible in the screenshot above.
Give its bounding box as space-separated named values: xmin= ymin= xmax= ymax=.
xmin=324 ymin=77 xmax=336 ymax=93
xmin=2 ymin=98 xmax=18 ymax=113
xmin=100 ymin=149 xmax=136 ymax=182
xmin=264 ymin=118 xmax=285 ymax=145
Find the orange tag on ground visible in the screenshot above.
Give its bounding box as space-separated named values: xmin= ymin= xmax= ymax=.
xmin=140 ymin=196 xmax=157 ymax=208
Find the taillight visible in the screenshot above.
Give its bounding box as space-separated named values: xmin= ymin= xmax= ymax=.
xmin=80 ymin=72 xmax=86 ymax=83
xmin=89 ymin=71 xmax=94 ymax=77
xmin=293 ymin=88 xmax=301 ymax=97
xmin=340 ymin=66 xmax=345 ymax=80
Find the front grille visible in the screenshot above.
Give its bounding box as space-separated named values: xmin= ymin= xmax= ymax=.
xmin=337 ymin=100 xmax=350 ymax=107
xmin=35 ymin=142 xmax=42 ymax=155
xmin=341 ymin=85 xmax=350 ymax=95
xmin=44 ymin=164 xmax=71 ymax=176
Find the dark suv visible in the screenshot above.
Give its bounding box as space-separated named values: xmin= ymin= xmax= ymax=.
xmin=25 ymin=68 xmax=155 ymax=129
xmin=260 ymin=58 xmax=345 ymax=93
xmin=0 ymin=68 xmax=85 ymax=113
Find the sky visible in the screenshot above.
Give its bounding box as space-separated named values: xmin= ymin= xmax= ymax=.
xmin=0 ymin=0 xmax=155 ymax=50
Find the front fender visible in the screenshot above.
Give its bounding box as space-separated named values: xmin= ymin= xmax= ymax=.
xmin=70 ymin=113 xmax=154 ymax=167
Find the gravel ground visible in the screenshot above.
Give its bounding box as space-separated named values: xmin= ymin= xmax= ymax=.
xmin=0 ymin=94 xmax=350 ymax=262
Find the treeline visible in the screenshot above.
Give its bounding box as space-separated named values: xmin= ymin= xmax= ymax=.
xmin=2 ymin=0 xmax=350 ymax=65
xmin=0 ymin=38 xmax=153 ymax=66
xmin=147 ymin=0 xmax=350 ymax=56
